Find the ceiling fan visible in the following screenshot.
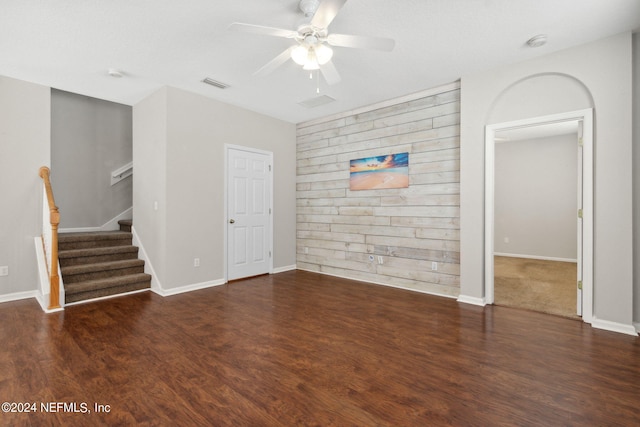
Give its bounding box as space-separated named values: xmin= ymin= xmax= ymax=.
xmin=228 ymin=0 xmax=395 ymax=85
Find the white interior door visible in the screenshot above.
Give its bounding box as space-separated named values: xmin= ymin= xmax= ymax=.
xmin=227 ymin=146 xmax=272 ymax=281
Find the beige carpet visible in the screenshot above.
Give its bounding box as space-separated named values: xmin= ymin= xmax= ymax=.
xmin=494 ymin=256 xmax=579 ymax=319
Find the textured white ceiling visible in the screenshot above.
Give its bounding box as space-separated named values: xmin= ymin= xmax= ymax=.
xmin=1 ymin=0 xmax=638 ymax=123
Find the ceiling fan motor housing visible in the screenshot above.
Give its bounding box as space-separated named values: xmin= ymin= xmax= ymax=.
xmin=299 ymin=0 xmax=320 ymax=17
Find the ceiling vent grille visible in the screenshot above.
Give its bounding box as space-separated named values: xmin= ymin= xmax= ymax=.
xmin=298 ymin=95 xmax=335 ymax=108
xmin=202 ymin=77 xmax=229 ymax=89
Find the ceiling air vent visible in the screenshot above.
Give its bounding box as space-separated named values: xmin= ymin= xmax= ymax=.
xmin=202 ymin=77 xmax=229 ymax=89
xmin=298 ymin=95 xmax=335 ymax=108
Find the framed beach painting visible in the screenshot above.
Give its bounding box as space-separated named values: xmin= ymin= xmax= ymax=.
xmin=349 ymin=152 xmax=409 ymax=190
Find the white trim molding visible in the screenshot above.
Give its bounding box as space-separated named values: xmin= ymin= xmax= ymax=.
xmin=493 ymin=253 xmax=577 ymax=263
xmin=457 ymin=295 xmax=487 ymax=306
xmin=0 ymin=290 xmax=37 ymax=304
xmin=153 ymin=279 xmax=226 ymax=297
xmin=485 ymin=109 xmax=594 ymax=323
xmin=59 ymin=207 xmax=132 ymax=233
xmin=591 ymin=317 xmax=639 ymax=337
xmin=131 ymin=225 xmax=163 ymax=293
xmin=297 ymin=267 xmax=458 ymax=300
xmin=272 ymin=264 xmax=297 ymax=274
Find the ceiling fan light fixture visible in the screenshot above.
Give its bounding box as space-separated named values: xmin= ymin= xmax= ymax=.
xmin=291 ymin=45 xmax=309 ymax=65
xmin=314 ymin=44 xmax=333 ymax=65
xmin=303 ymin=55 xmax=320 ymax=70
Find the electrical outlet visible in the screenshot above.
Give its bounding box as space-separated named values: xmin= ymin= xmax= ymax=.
xmin=304 ymin=247 xmax=309 ymax=254
xmin=377 ymin=256 xmax=384 ymax=265
xmin=0 ymin=266 xmax=8 ymax=276
xmin=194 ymin=258 xmax=200 ymax=267
xmin=504 ymin=237 xmax=509 ymax=243
xmin=431 ymin=262 xmax=438 ymax=271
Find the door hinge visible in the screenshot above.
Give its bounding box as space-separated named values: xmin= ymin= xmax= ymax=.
xmin=269 ymin=251 xmax=272 ymax=258
xmin=578 ymin=137 xmax=583 ymax=147
xmin=578 ymin=209 xmax=583 ymax=219
xmin=268 ymin=164 xmax=271 ymax=172
xmin=577 ymin=280 xmax=583 ymax=290
xmin=269 ymin=208 xmax=272 ymax=215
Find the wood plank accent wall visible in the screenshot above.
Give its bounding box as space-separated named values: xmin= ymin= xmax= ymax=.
xmin=296 ymin=84 xmax=461 ymax=297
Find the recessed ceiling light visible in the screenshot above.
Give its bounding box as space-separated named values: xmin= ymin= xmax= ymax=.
xmin=108 ymin=68 xmax=123 ymax=78
xmin=526 ymin=34 xmax=547 ymax=48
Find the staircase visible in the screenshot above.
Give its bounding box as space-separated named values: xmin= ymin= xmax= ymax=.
xmin=58 ymin=220 xmax=151 ymax=304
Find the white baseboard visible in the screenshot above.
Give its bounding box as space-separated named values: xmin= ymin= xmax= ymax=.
xmin=591 ymin=317 xmax=638 ymax=336
xmin=0 ymin=290 xmax=37 ymax=304
xmin=132 ymin=226 xmax=227 ymax=297
xmin=457 ymin=295 xmax=487 ymax=306
xmin=296 ymin=267 xmax=457 ymax=300
xmin=131 ymin=226 xmax=163 ymax=293
xmin=154 ymin=279 xmax=226 ymax=297
xmin=493 ymin=252 xmax=577 ymax=263
xmin=634 ymin=322 xmax=640 ymax=335
xmin=272 ymin=264 xmax=296 ymax=274
xmin=59 ymin=207 xmax=132 ymax=233
xmin=65 ymin=288 xmax=150 ymax=307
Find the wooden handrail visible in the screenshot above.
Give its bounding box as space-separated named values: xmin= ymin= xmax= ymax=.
xmin=39 ymin=166 xmax=61 ymax=310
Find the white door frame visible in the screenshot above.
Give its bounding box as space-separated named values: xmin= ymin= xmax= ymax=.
xmin=224 ymin=144 xmax=274 ymax=282
xmin=484 ymin=109 xmax=593 ymax=324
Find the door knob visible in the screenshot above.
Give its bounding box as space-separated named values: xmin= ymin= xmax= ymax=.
xmin=229 ymin=219 xmax=235 ymax=224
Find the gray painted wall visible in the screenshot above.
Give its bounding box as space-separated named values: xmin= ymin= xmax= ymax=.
xmin=460 ymin=33 xmax=634 ymax=328
xmin=0 ymin=76 xmax=50 ymax=296
xmin=494 ymin=133 xmax=577 ymax=260
xmin=51 ymin=89 xmax=132 ymax=229
xmin=134 ymin=86 xmax=296 ymax=290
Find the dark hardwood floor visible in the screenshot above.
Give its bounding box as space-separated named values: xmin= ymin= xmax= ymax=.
xmin=1 ymin=270 xmax=638 ymax=426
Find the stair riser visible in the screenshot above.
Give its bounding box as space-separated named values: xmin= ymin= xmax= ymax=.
xmin=63 ymin=265 xmax=146 ymax=284
xmin=60 ymin=251 xmax=138 ymax=267
xmin=59 ymin=237 xmax=132 ymax=251
xmin=65 ymin=280 xmax=151 ymax=304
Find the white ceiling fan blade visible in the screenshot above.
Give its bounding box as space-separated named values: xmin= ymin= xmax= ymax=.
xmin=254 ymin=47 xmax=295 ymax=77
xmin=327 ymin=33 xmax=395 ymax=51
xmin=311 ymin=0 xmax=348 ymax=29
xmin=320 ymin=60 xmax=341 ymax=85
xmin=228 ymin=22 xmax=297 ymax=39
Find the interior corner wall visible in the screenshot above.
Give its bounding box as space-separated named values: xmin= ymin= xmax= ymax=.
xmin=460 ymin=32 xmax=634 ymax=326
xmin=0 ymin=76 xmax=50 ymax=296
xmin=133 ymin=86 xmax=296 ymax=291
xmin=132 ymin=87 xmax=168 ymax=284
xmin=296 ymin=84 xmax=461 ymax=297
xmin=51 ymin=89 xmax=132 ymax=228
xmin=633 ymin=32 xmax=640 ymax=325
xmin=51 ymin=89 xmax=133 ymax=229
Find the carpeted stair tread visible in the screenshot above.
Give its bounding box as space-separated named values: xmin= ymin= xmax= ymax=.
xmin=59 ymin=231 xmax=132 ymax=250
xmin=59 ymin=245 xmax=139 ymax=259
xmin=118 ymin=219 xmax=132 ymax=232
xmin=65 ymin=273 xmax=151 ymax=296
xmin=58 ymin=224 xmax=151 ymax=304
xmin=63 ymin=258 xmax=144 ymax=275
xmin=59 ymin=230 xmax=131 ymax=241
xmin=62 ymin=259 xmax=146 ymax=284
